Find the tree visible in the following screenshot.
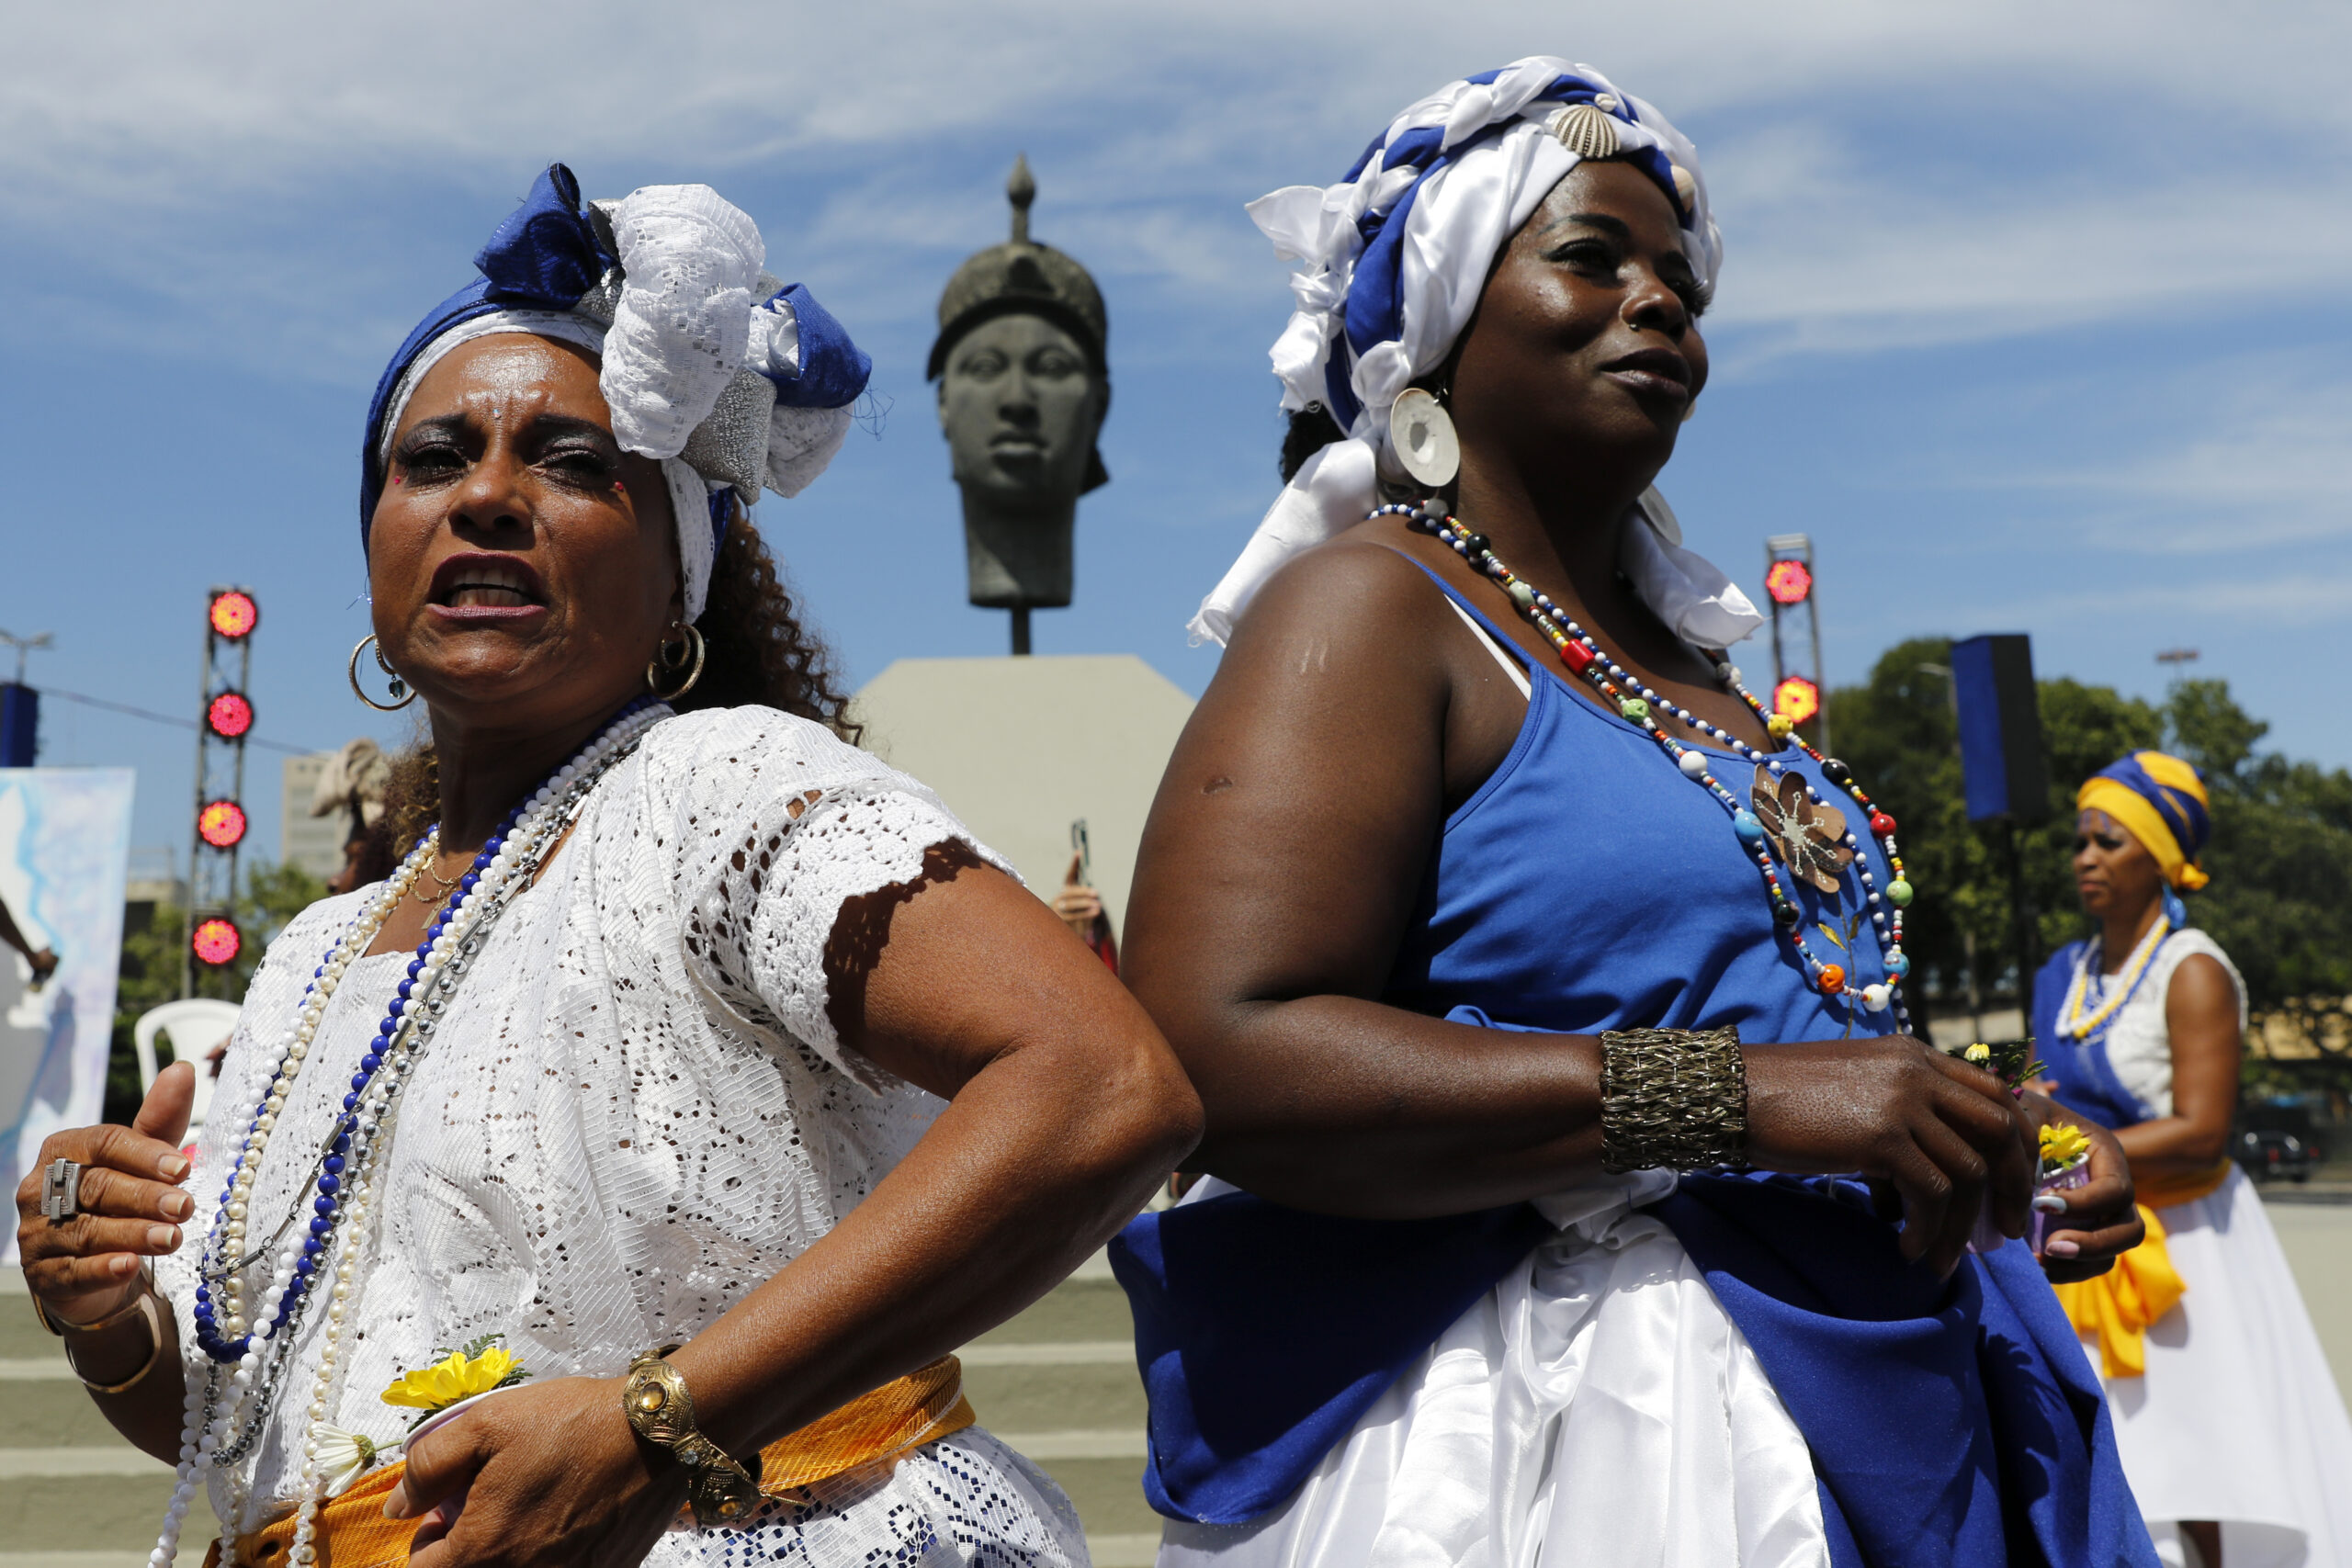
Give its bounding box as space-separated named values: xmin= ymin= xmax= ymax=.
xmin=1825 ymin=641 xmax=2163 ymax=1016
xmin=1831 ymin=653 xmax=2352 ymax=1077
xmin=2164 ymin=680 xmax=2352 ymax=1069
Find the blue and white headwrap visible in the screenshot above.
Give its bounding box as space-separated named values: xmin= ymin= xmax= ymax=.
xmin=1190 ymin=58 xmax=1760 ymax=650
xmin=363 ymin=164 xmax=872 ymax=622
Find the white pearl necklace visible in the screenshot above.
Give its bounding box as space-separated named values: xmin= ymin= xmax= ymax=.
xmin=153 ymin=703 xmax=665 ymax=1568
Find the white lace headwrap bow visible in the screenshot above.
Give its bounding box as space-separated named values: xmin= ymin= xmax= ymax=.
xmin=367 ymin=173 xmax=869 ymax=622
xmin=1188 ymin=57 xmax=1760 ymax=652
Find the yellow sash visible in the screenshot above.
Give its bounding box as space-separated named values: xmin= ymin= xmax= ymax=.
xmin=208 ymin=1356 xmax=976 ymax=1568
xmin=2049 ymin=1159 xmax=2231 ymax=1379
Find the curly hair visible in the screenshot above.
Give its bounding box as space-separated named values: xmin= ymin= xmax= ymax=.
xmin=1279 ymin=403 xmax=1349 ymax=484
xmin=375 ymin=502 xmax=858 ymax=859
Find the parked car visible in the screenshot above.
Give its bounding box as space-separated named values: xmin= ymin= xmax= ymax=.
xmin=2234 ymin=1100 xmax=2323 ymax=1184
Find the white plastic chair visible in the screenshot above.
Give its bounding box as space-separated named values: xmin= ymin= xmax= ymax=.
xmin=132 ymin=998 xmax=241 ymax=1139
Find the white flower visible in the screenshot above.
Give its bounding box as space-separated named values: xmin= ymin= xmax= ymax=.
xmin=311 ymin=1425 xmax=383 ymax=1498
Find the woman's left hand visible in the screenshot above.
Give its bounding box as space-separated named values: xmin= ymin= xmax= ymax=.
xmin=2018 ymin=1091 xmax=2145 ymax=1283
xmin=390 ymin=1375 xmax=689 ymax=1568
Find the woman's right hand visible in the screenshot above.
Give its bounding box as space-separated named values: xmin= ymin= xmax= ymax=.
xmin=1742 ymin=1037 xmax=2033 ymax=1278
xmin=14 ymin=1063 xmax=198 ymax=1325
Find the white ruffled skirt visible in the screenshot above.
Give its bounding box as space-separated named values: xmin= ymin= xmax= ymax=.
xmin=653 ymin=1426 xmax=1087 ymax=1568
xmin=1157 ymin=1175 xmax=1830 ymax=1568
xmin=2102 ymin=1166 xmax=2352 ymax=1568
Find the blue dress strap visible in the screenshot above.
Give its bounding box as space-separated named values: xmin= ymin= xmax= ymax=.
xmin=2030 ymin=942 xmax=2154 ymax=1130
xmin=1383 ymin=549 xmax=1542 ymax=671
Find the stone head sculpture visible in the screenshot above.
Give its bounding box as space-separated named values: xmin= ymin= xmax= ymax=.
xmin=930 ymin=157 xmax=1110 ymax=649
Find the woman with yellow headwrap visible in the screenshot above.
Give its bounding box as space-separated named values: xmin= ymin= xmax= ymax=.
xmin=2031 ymin=750 xmax=2352 ymax=1567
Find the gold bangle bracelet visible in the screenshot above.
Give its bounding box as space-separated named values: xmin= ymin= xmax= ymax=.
xmin=30 ymin=1264 xmax=156 ymax=1336
xmin=623 ymin=1345 xmax=763 ymax=1529
xmin=63 ymin=1291 xmax=164 ymax=1395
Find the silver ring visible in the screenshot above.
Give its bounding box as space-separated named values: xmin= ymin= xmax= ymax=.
xmin=40 ymin=1158 xmax=83 ymax=1223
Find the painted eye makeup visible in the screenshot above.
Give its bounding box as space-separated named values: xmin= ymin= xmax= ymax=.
xmin=391 ymin=430 xmax=468 ymax=480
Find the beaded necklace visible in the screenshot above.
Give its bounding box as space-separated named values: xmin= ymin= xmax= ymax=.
xmin=153 ymin=697 xmax=665 ymax=1568
xmin=2055 ymin=915 xmax=2173 ymax=1042
xmin=1387 ymin=502 xmax=1915 ymax=1029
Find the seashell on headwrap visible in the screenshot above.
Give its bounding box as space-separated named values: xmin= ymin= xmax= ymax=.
xmin=361 ymin=164 xmax=872 ymax=622
xmin=1188 ymin=57 xmax=1758 ymax=652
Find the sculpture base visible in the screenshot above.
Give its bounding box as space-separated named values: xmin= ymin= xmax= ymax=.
xmin=850 ymin=655 xmax=1195 ymax=927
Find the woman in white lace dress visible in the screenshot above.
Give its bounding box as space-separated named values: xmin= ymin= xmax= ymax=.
xmin=15 ymin=165 xmax=1199 ymax=1568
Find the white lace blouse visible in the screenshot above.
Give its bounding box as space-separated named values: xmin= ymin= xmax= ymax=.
xmin=2072 ymin=927 xmax=2247 ymax=1120
xmin=154 ymin=705 xmax=1083 ymax=1563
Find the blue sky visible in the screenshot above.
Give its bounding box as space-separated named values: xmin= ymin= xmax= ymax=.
xmin=4 ymin=2 xmax=2347 ymax=874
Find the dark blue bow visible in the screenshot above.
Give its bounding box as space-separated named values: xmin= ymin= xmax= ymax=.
xmin=473 ymin=163 xmax=612 ymax=310
xmin=359 ymin=164 xmax=614 ymax=538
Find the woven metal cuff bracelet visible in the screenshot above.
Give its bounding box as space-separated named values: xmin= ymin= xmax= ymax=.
xmin=1599 ymin=1025 xmax=1747 ymax=1173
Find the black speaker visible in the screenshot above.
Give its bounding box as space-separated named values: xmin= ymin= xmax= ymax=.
xmin=1951 ymin=635 xmax=2048 ymax=824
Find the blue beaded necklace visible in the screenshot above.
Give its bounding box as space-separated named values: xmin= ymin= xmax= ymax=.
xmin=191 ymin=696 xmax=658 ymax=1363
xmin=1388 ymin=503 xmax=1916 ymax=1030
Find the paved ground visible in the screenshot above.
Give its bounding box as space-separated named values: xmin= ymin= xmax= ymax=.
xmin=8 ymin=1204 xmax=2348 ymax=1566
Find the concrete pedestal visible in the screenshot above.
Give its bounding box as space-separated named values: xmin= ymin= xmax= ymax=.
xmin=849 ymin=655 xmax=1195 ymax=931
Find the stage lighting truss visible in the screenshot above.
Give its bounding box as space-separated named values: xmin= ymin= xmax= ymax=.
xmin=188 ymin=584 xmax=259 ymax=998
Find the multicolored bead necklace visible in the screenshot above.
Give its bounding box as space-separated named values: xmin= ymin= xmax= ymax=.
xmin=1385 ymin=502 xmax=1915 ymax=1028
xmin=156 ymin=697 xmax=665 ymax=1568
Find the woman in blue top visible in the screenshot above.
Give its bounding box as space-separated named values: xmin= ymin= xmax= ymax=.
xmin=1114 ymin=58 xmax=2154 ymax=1568
xmin=2033 ymin=754 xmax=2352 ymax=1567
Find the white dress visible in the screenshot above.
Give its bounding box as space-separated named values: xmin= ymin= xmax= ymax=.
xmin=2076 ymin=929 xmax=2352 ymax=1568
xmin=154 ymin=706 xmax=1085 ymax=1567
xmin=1157 ymin=1176 xmax=1832 ymax=1568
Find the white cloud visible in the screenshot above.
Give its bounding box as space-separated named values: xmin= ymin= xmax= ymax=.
xmin=1902 ymin=349 xmax=2352 ymax=553
xmin=7 ymin=0 xmax=2352 ymax=383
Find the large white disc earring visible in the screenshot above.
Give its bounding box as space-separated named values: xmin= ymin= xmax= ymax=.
xmin=1389 ymin=388 xmax=1460 ymax=489
xmin=347 ymin=635 xmax=415 ymax=711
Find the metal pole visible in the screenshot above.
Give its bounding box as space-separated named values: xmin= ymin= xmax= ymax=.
xmin=1807 ymin=545 xmax=1828 ymax=757
xmin=228 ymin=634 xmax=250 ymax=946
xmin=2001 ymin=818 xmax=2037 ymax=1032
xmin=1011 ymin=606 xmax=1032 ymax=658
xmin=184 ymin=616 xmax=208 ymax=1000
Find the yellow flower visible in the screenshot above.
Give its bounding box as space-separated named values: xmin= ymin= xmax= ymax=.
xmin=380 ymin=1346 xmax=519 ymax=1412
xmin=1964 ymin=1043 xmax=1992 ymax=1064
xmin=2039 ymin=1122 xmax=2092 ymax=1170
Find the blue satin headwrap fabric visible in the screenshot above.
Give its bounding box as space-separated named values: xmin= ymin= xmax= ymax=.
xmin=359 ymin=164 xmax=872 ymax=618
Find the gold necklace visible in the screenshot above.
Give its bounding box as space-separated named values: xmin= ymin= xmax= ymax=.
xmin=408 ymin=858 xmax=462 ymax=908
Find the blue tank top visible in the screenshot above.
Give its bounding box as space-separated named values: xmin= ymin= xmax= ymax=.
xmin=1113 ymin=566 xmax=2154 ymax=1568
xmin=1385 ymin=578 xmax=1897 ymax=1040
xmin=2030 ymin=941 xmax=2159 ymax=1129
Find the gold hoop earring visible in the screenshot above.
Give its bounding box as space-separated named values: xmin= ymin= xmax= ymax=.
xmin=348 ymin=635 xmax=416 ymax=711
xmin=647 ymin=621 xmax=706 ymax=702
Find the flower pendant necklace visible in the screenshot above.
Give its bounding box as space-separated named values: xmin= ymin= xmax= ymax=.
xmin=1387 ymin=502 xmax=1914 ymax=1026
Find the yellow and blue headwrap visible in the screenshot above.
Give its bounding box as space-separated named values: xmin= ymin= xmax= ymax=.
xmin=2078 ymin=751 xmax=2211 ymax=892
